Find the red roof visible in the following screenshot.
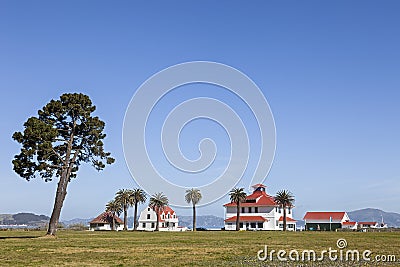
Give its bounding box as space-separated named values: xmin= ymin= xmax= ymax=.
xmin=90 ymin=212 xmax=123 ymax=224
xmin=224 ymin=190 xmax=277 ymax=207
xmin=359 ymin=222 xmax=377 ymax=225
xmin=303 ymin=212 xmax=347 ymax=221
xmin=159 ymin=206 xmax=175 ymax=215
xmin=225 ymin=216 xmax=268 ymax=222
xmin=151 ymin=206 xmax=177 ymax=222
xmin=252 ymin=184 xmax=266 ymax=188
xmin=278 ymin=216 xmax=297 ymax=222
xmin=342 ymin=221 xmax=357 ymax=225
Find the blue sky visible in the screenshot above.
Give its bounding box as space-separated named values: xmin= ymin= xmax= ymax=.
xmin=0 ymin=1 xmax=399 ymax=220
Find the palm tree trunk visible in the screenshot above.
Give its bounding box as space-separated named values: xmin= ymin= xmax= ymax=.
xmin=112 ymin=212 xmax=116 ymax=231
xmin=155 ymin=207 xmax=159 ymax=231
xmin=123 ymin=204 xmax=128 ymax=230
xmin=133 ymin=202 xmax=138 ymax=231
xmin=192 ymin=203 xmax=196 ymax=231
xmin=283 ymin=205 xmax=287 ymax=231
xmin=47 ymin=171 xmax=69 ymax=236
xmin=236 ymin=202 xmax=240 ymax=231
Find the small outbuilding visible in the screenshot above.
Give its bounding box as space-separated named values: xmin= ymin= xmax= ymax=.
xmin=89 ymin=212 xmax=123 ymax=231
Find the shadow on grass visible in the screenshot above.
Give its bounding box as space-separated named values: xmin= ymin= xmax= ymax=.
xmin=0 ymin=236 xmax=40 ymax=239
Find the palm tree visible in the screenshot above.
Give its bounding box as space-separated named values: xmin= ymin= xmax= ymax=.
xmin=115 ymin=189 xmax=134 ymax=230
xmin=105 ymin=199 xmax=122 ymax=231
xmin=229 ymin=188 xmax=247 ymax=231
xmin=131 ymin=188 xmax=147 ymax=231
xmin=149 ymin=192 xmax=168 ymax=231
xmin=274 ymin=190 xmax=295 ymax=231
xmin=185 ymin=188 xmax=202 ymax=231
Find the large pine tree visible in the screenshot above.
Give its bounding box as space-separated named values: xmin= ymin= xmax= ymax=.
xmin=12 ymin=93 xmax=114 ymax=236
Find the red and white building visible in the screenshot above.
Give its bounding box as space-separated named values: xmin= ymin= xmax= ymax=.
xmin=358 ymin=222 xmax=378 ymax=228
xmin=137 ymin=206 xmax=186 ymax=231
xmin=223 ymin=184 xmax=296 ymax=231
xmin=303 ymin=211 xmax=351 ymax=231
xmin=342 ymin=221 xmax=358 ymax=230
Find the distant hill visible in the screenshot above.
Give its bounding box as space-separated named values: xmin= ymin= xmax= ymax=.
xmin=0 ymin=213 xmax=49 ymax=226
xmin=62 ymin=218 xmax=93 ymax=226
xmin=178 ymin=215 xmax=224 ymax=229
xmin=348 ymin=208 xmax=400 ymax=227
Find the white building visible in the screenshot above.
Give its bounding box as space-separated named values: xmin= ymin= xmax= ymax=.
xmin=224 ymin=184 xmax=296 ymax=231
xmin=89 ymin=212 xmax=124 ymax=231
xmin=137 ymin=206 xmax=185 ymax=231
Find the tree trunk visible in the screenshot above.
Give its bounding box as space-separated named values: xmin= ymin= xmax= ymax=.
xmin=155 ymin=207 xmax=159 ymax=231
xmin=283 ymin=205 xmax=287 ymax=231
xmin=123 ymin=204 xmax=128 ymax=230
xmin=192 ymin=203 xmax=196 ymax=231
xmin=112 ymin=212 xmax=116 ymax=231
xmin=47 ymin=172 xmax=68 ymax=236
xmin=236 ymin=202 xmax=240 ymax=231
xmin=133 ymin=202 xmax=138 ymax=231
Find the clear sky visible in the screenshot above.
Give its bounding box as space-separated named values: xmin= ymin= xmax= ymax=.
xmin=1 ymin=1 xmax=399 ymax=220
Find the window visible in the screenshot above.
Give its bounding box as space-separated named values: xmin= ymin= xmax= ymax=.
xmin=255 ymin=207 xmax=258 ymax=213
xmin=239 ymin=223 xmax=243 ymax=228
xmin=250 ymin=223 xmax=256 ymax=228
xmin=288 ymin=208 xmax=291 ymax=214
xmin=275 ymin=207 xmax=278 ymax=212
xmin=162 ymin=223 xmax=165 ymax=227
xmin=279 ymin=224 xmax=283 ymax=228
xmin=279 ymin=208 xmax=282 ymax=213
xmin=148 ymin=208 xmax=150 ymax=211
xmin=248 ymin=207 xmax=252 ymax=213
xmin=142 ymin=223 xmax=146 ymax=228
xmin=257 ymin=222 xmax=263 ymax=228
xmin=161 ymin=214 xmax=164 ymax=219
xmin=147 ymin=214 xmax=150 ymax=219
xmin=276 ymin=221 xmax=278 ymax=226
xmin=288 ymin=224 xmax=294 ymax=228
xmin=167 ymin=214 xmax=170 ymax=219
xmin=172 ymin=223 xmax=175 ymax=227
xmin=228 ymin=223 xmax=232 ymax=226
xmin=151 ymin=222 xmax=155 ymax=228
xmin=241 ymin=207 xmax=245 ymax=213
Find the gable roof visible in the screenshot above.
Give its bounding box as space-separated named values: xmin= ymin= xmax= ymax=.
xmin=159 ymin=206 xmax=175 ymax=215
xmin=278 ymin=216 xmax=297 ymax=222
xmin=358 ymin=222 xmax=377 ymax=225
xmin=90 ymin=212 xmax=123 ymax=224
xmin=224 ymin=216 xmax=268 ymax=222
xmin=303 ymin=212 xmax=347 ymax=221
xmin=342 ymin=221 xmax=357 ymax=225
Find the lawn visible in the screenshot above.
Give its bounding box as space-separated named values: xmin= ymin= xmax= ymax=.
xmin=0 ymin=230 xmax=398 ymax=266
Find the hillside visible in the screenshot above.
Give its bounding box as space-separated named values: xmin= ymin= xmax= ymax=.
xmin=0 ymin=213 xmax=49 ymax=226
xmin=348 ymin=208 xmax=400 ymax=227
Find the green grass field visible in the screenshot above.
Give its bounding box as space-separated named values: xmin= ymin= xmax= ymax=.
xmin=0 ymin=230 xmax=399 ymax=266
